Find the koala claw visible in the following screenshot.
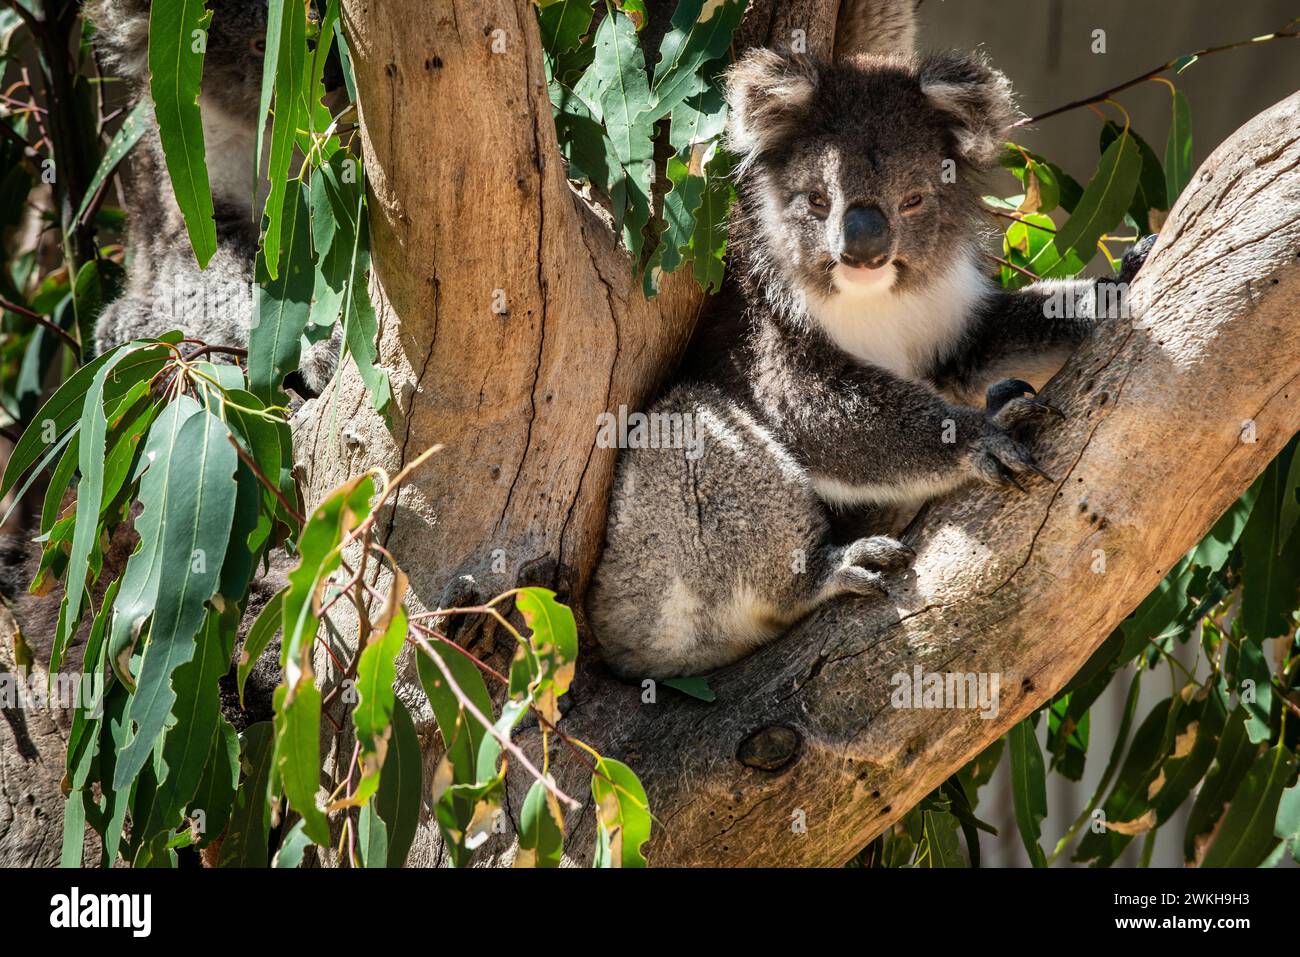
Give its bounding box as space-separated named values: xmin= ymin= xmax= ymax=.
xmin=990 ymin=395 xmax=1063 ymax=433
xmin=985 ymin=377 xmax=1037 ymax=413
xmin=971 ymin=432 xmax=1052 ymax=490
xmin=1118 ymin=233 xmax=1158 ymax=284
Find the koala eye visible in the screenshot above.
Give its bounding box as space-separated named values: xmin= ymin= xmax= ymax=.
xmin=252 ymin=37 xmax=267 ymax=55
xmin=806 ymin=190 xmax=830 ymax=214
xmin=900 ymin=192 xmax=925 ymax=213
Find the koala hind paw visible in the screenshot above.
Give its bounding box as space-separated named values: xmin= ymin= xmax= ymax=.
xmin=831 ymin=564 xmax=890 ymax=598
xmin=840 ymin=535 xmax=915 ymax=572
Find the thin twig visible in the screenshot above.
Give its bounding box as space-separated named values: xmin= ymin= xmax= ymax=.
xmin=226 ymin=433 xmax=306 ymax=525
xmin=985 ymin=252 xmax=1041 ymax=283
xmin=1016 ymin=19 xmax=1300 ymax=128
xmin=408 ymin=629 xmax=580 ymax=810
xmin=183 ymin=343 xmax=249 ymax=363
xmin=984 ymin=206 xmax=1058 ymax=233
xmin=0 ymin=296 xmax=81 ymax=356
xmin=409 ymin=621 xmax=606 ymax=783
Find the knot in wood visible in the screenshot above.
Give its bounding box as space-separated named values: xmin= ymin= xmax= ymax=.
xmin=737 ymin=725 xmax=801 ymax=771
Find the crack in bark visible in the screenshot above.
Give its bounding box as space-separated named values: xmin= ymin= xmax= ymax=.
xmin=496 ymin=22 xmax=551 ymax=539
xmin=383 ymin=276 xmax=441 ymax=551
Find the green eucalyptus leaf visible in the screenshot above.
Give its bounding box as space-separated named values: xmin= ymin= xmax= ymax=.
xmin=218 ymin=721 xmax=276 ymax=867
xmin=272 ymin=670 xmax=330 ymax=847
xmin=1008 ymin=718 xmax=1048 ymax=867
xmin=352 ymin=603 xmax=408 ymax=805
xmin=1200 ymin=745 xmax=1297 ymax=867
xmin=1274 ymin=779 xmax=1300 ymax=864
xmin=1239 ymin=444 xmax=1300 ymax=646
xmin=1054 ymin=131 xmax=1141 ymax=264
xmin=191 ymin=717 xmax=240 ymax=848
xmin=258 ymin=0 xmax=308 ymax=279
xmin=140 ymin=605 xmax=235 ymax=844
xmin=1164 ymin=88 xmax=1193 ymax=206
xmin=374 ymin=697 xmax=422 ymax=866
xmin=251 ymin=177 xmax=315 ymax=403
xmin=517 ymin=777 xmax=565 ymax=868
xmin=281 ymin=474 xmax=374 ymax=674
xmin=106 ymin=395 xmax=203 ymax=689
xmin=1074 ymin=697 xmax=1179 ymax=866
xmin=588 ymin=8 xmax=653 ymax=260
xmin=273 ymin=819 xmax=313 ymax=868
xmin=919 ymin=809 xmax=965 ymax=868
xmin=148 ymin=0 xmax=216 ymax=266
xmin=648 ymin=0 xmax=744 ymax=121
xmin=591 ymin=756 xmax=650 ymax=868
xmin=238 ymin=588 xmax=284 ymax=707
xmin=75 ymin=100 xmax=150 ymax=227
xmin=51 ymin=348 xmax=136 ymax=675
xmin=114 ymin=408 xmax=239 ymax=792
xmin=1100 ymin=121 xmax=1167 ymax=231
xmin=662 ymin=675 xmax=716 ymax=702
xmin=1 ymin=337 xmax=175 ymax=503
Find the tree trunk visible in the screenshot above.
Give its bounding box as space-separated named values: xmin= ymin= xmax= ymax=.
xmin=302 ymin=1 xmax=1300 ymax=866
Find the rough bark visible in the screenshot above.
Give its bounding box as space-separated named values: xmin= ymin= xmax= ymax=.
xmin=300 ymin=0 xmax=1300 ymax=867
xmin=0 ymin=603 xmax=102 ymax=867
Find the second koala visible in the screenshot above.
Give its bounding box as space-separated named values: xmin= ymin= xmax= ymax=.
xmin=589 ymin=47 xmax=1151 ymax=679
xmin=89 ymin=0 xmax=338 ymax=393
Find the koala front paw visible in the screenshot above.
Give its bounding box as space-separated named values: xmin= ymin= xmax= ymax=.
xmin=984 ymin=377 xmax=1064 ymax=440
xmin=969 ymin=429 xmax=1053 ymax=491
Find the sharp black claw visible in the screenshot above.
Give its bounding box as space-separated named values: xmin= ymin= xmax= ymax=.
xmin=1000 ymin=463 xmax=1027 ymax=493
xmin=986 ymin=378 xmax=1038 ymax=413
xmin=1026 ymin=461 xmax=1054 ymax=482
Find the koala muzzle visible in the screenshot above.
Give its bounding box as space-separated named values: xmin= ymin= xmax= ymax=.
xmin=840 ymin=205 xmax=892 ymax=269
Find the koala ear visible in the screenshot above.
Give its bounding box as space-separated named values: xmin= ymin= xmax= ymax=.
xmin=725 ymin=48 xmax=821 ymax=173
xmin=918 ymin=50 xmax=1018 ymax=167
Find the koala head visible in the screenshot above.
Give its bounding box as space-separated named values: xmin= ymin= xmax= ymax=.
xmin=92 ymin=1 xmax=347 ymax=120
xmin=725 ymin=48 xmax=1017 ymax=305
xmin=201 ymin=0 xmax=272 ymax=118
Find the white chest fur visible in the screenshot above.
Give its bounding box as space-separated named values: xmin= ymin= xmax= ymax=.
xmin=806 ymin=254 xmax=988 ymax=381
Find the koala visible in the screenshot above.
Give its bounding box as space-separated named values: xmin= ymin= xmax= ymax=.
xmin=588 ymin=46 xmax=1154 ymax=680
xmin=89 ymin=0 xmax=338 ymax=394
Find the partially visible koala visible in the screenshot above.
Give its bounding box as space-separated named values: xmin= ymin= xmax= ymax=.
xmin=588 ymin=46 xmax=1154 ymax=679
xmin=89 ymin=0 xmax=338 ymax=393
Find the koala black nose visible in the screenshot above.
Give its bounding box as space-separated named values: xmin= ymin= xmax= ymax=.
xmin=840 ymin=205 xmax=892 ymax=269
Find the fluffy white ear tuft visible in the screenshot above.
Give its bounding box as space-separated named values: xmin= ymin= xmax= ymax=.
xmin=834 ymin=0 xmax=920 ymax=60
xmin=919 ymin=50 xmax=1019 ymax=167
xmin=725 ymin=49 xmax=820 ymax=175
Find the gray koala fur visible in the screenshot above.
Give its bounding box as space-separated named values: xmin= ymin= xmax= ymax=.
xmin=589 ymin=24 xmax=1153 ymax=679
xmin=88 ymin=0 xmax=338 ymax=393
